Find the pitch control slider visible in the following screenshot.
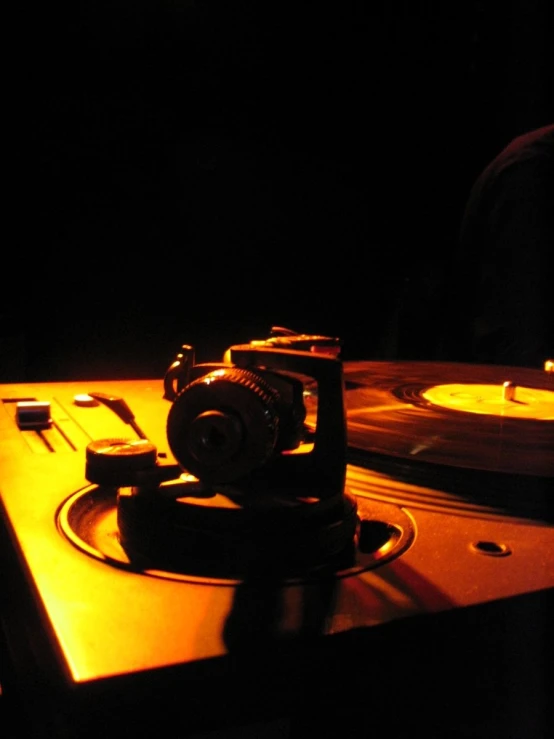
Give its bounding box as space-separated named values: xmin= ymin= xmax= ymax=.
xmin=2 ymin=397 xmax=91 ymax=454
xmin=15 ymin=400 xmax=52 ymax=430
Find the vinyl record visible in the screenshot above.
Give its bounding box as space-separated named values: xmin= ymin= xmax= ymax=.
xmin=343 ymin=361 xmax=554 ymax=479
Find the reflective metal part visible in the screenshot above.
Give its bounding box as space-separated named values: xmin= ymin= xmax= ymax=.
xmin=502 ymin=381 xmax=516 ymax=402
xmin=73 ymin=394 xmax=100 ymax=408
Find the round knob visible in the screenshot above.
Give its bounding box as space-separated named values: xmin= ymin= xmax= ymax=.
xmin=186 ymin=409 xmax=244 ymax=465
xmin=85 ymin=438 xmax=158 ymax=486
xmin=166 ymin=368 xmax=279 ymax=484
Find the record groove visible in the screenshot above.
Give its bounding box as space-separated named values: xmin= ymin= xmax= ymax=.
xmin=343 ymin=361 xmax=554 ymax=479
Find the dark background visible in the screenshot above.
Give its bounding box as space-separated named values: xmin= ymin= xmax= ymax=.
xmin=2 ymin=1 xmax=552 ymax=381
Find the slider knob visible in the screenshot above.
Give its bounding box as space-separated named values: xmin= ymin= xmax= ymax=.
xmin=85 ymin=438 xmax=158 ymax=486
xmin=166 ymin=368 xmax=280 ymax=484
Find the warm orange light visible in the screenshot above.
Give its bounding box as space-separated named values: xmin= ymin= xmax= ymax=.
xmin=422 ymin=382 xmax=554 ymax=420
xmin=310 ymin=344 xmax=341 ymax=357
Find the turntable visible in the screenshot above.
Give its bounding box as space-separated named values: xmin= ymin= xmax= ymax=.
xmin=0 ymin=328 xmax=552 ymax=738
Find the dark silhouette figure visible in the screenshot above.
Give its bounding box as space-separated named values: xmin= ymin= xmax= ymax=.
xmin=447 ymin=124 xmax=554 ymax=367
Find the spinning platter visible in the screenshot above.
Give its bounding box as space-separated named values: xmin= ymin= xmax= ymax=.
xmin=343 ymin=361 xmax=554 ymax=478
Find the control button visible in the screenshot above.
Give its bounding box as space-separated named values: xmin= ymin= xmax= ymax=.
xmin=16 ymin=401 xmax=52 ymax=430
xmin=73 ymin=394 xmax=100 ymax=407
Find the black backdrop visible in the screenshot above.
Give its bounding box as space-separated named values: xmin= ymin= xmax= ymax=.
xmin=2 ymin=1 xmax=552 ymax=380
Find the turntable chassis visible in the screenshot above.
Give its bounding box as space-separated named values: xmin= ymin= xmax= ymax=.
xmin=1 ymin=377 xmax=552 ymax=738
